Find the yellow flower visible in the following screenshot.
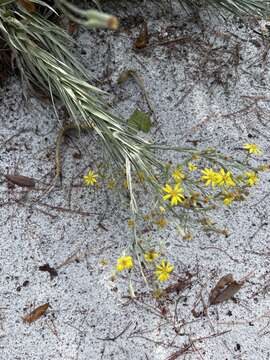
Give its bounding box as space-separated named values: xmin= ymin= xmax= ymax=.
xmin=258 ymin=164 xmax=270 ymax=172
xmin=144 ymin=250 xmax=159 ymax=262
xmin=243 ymin=143 xmax=262 ymax=155
xmin=83 ymin=170 xmax=98 ymax=186
xmin=218 ymin=169 xmax=236 ymax=187
xmin=107 ymin=179 xmax=116 ymax=189
xmin=143 ymin=214 xmax=151 ymax=221
xmin=99 ymin=259 xmax=109 ymax=266
xmin=152 ymin=288 xmax=163 ymax=299
xmin=183 ymin=232 xmax=193 ymax=241
xmin=155 ymin=260 xmax=174 ymax=282
xmin=172 ymin=168 xmax=185 ymax=183
xmin=200 ymin=168 xmax=221 ymax=188
xmin=127 ymin=219 xmax=135 ymax=228
xmin=163 ymin=183 xmax=185 ymax=206
xmin=188 ymin=162 xmax=197 ymax=172
xmin=155 ymin=217 xmax=167 ymax=228
xmin=116 ymin=256 xmax=133 ymax=271
xmin=137 ymin=171 xmax=145 ymax=183
xmin=159 ymin=206 xmax=166 ymax=213
xmin=223 ymin=192 xmax=235 ymax=206
xmin=245 ymin=171 xmax=259 ymax=186
xmin=191 ymin=154 xmax=200 ymax=161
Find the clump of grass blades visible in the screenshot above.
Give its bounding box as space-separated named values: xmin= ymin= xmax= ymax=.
xmin=179 ymin=0 xmax=270 ymax=16
xmin=0 ymin=4 xmax=165 ymax=212
xmin=0 ymin=0 xmax=269 ymax=214
xmin=99 ymin=0 xmax=270 ymax=16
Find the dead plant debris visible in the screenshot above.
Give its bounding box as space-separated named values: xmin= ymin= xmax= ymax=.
xmin=209 ymin=274 xmax=244 ymax=305
xmin=164 ymin=274 xmax=193 ymax=296
xmin=23 ymin=303 xmax=49 ymax=324
xmin=5 ymin=174 xmax=35 ymax=188
xmin=133 ymin=21 xmax=149 ymax=49
xmin=39 ymin=264 xmax=58 ymax=280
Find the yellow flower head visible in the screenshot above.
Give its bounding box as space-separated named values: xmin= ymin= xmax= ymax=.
xmin=188 ymin=162 xmax=198 ymax=172
xmin=243 ymin=143 xmax=262 ymax=155
xmin=245 ymin=171 xmax=259 ymax=186
xmin=191 ymin=154 xmax=200 ymax=161
xmin=83 ymin=170 xmax=98 ymax=186
xmin=116 ymin=256 xmax=133 ymax=271
xmin=155 ymin=217 xmax=167 ymax=228
xmin=143 ymin=213 xmax=151 ymax=221
xmin=183 ymin=232 xmax=193 ymax=241
xmin=172 ymin=168 xmax=185 ymax=183
xmin=99 ymin=259 xmax=109 ymax=266
xmin=107 ymin=179 xmax=116 ymax=189
xmin=223 ymin=192 xmax=235 ymax=206
xmin=163 ymin=183 xmax=185 ymax=206
xmin=127 ymin=219 xmax=135 ymax=228
xmin=200 ymin=168 xmax=221 ymax=188
xmin=137 ymin=171 xmax=145 ymax=183
xmin=258 ymin=164 xmax=270 ymax=172
xmin=155 ymin=260 xmax=174 ymax=282
xmin=159 ymin=206 xmax=166 ymax=213
xmin=144 ymin=250 xmax=159 ymax=262
xmin=218 ymin=169 xmax=236 ymax=187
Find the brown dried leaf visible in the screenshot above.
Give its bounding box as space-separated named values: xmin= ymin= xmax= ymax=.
xmin=133 ymin=22 xmax=149 ymax=49
xmin=5 ymin=175 xmax=35 ymax=188
xmin=117 ymin=69 xmax=133 ymax=84
xmin=68 ymin=21 xmax=78 ymax=34
xmin=209 ymin=274 xmax=244 ymax=305
xmin=23 ymin=303 xmax=49 ymax=324
xmin=18 ymin=0 xmax=36 ymax=13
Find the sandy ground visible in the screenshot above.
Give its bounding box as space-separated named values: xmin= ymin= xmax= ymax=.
xmin=1 ymin=1 xmax=270 ymax=359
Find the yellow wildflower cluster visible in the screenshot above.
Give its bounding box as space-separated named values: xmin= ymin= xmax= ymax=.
xmin=243 ymin=143 xmax=262 ymax=155
xmin=84 ymin=142 xmax=263 ymax=295
xmin=116 ymin=253 xmax=174 ymax=282
xmin=201 ymin=168 xmax=235 ymax=188
xmin=200 ymin=167 xmax=259 ymax=190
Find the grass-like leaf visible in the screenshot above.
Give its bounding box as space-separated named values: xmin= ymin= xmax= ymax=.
xmin=0 ymin=6 xmax=163 ymax=211
xmin=180 ymin=0 xmax=270 ymax=16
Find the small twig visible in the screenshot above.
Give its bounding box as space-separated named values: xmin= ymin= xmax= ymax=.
xmin=57 ymin=245 xmax=111 ymax=270
xmin=37 ymin=123 xmax=92 ymax=199
xmin=96 ymin=321 xmax=133 ymax=341
xmin=37 ymin=202 xmax=99 ymax=217
xmin=190 ymin=341 xmax=204 ymax=360
xmin=192 ymin=330 xmax=231 ymax=343
xmin=199 ymin=246 xmax=240 ymax=263
xmin=165 ymin=344 xmax=194 ymax=360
